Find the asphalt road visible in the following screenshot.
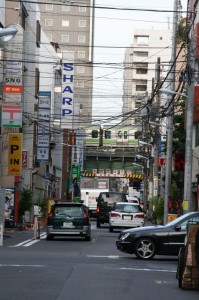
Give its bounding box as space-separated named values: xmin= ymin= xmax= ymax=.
xmin=0 ymin=221 xmax=198 ymax=300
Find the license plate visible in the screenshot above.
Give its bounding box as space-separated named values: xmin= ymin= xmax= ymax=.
xmin=123 ymin=216 xmax=132 ymax=220
xmin=63 ymin=222 xmax=73 ymax=228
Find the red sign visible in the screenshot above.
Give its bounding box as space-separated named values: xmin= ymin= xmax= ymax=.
xmin=22 ymin=150 xmax=28 ymax=168
xmin=158 ymin=158 xmax=166 ymax=165
xmin=3 ymin=85 xmax=23 ymax=94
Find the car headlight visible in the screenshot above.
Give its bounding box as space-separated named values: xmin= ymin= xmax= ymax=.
xmin=120 ymin=232 xmax=131 ymax=241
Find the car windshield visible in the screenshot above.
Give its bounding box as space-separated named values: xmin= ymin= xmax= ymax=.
xmin=53 ymin=206 xmax=84 ymax=217
xmin=114 ymin=204 xmax=141 ymax=213
xmin=100 ymin=193 xmax=124 ymax=204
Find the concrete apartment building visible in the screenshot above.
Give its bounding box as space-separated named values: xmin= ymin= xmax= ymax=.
xmin=122 ymin=29 xmax=172 ymax=126
xmin=39 ymin=0 xmax=95 ymax=125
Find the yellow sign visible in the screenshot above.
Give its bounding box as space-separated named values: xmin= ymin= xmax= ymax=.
xmin=8 ymin=133 xmax=22 ymax=175
xmin=182 ymin=200 xmax=189 ymax=211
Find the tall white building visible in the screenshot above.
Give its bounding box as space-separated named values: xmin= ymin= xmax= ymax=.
xmin=122 ymin=29 xmax=172 ymax=126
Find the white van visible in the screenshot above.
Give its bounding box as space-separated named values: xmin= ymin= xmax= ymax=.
xmin=81 ymin=188 xmax=109 ymax=216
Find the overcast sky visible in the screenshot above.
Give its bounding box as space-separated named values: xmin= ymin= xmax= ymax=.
xmin=92 ymin=0 xmax=188 ymax=124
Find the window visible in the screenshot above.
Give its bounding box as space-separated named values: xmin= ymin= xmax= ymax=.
xmin=136 ymin=69 xmax=148 ymax=74
xmin=136 ymin=85 xmax=147 ymax=92
xmin=62 ymin=35 xmax=69 ymax=43
xmin=45 ymin=19 xmax=53 ymax=26
xmin=36 ymin=20 xmax=41 ymax=47
xmin=92 ymin=130 xmax=98 ymax=138
xmin=46 ymin=4 xmax=53 ymax=10
xmin=62 ymin=20 xmax=69 ymax=27
xmin=46 ymin=34 xmax=52 ymax=42
xmin=78 ymin=20 xmax=86 ymax=27
xmin=77 ymin=66 xmax=84 ymax=73
xmin=35 ymin=68 xmax=40 ymax=98
xmin=105 ymin=130 xmax=111 ymax=139
xmin=79 ymin=6 xmax=86 ymax=12
xmin=136 ymin=36 xmax=149 ymax=46
xmin=118 ymin=131 xmax=122 ymax=139
xmin=134 ymin=51 xmax=148 ymax=57
xmin=78 ymin=51 xmax=85 ymax=59
xmin=124 ymin=131 xmax=128 ymax=139
xmin=62 ymin=5 xmax=70 ymax=11
xmin=78 ymin=35 xmax=86 ymax=43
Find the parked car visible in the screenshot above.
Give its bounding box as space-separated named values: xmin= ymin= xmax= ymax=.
xmin=96 ymin=192 xmax=128 ymax=227
xmin=109 ymin=202 xmax=145 ymax=232
xmin=46 ymin=202 xmax=91 ymax=241
xmin=116 ymin=211 xmax=199 ymax=260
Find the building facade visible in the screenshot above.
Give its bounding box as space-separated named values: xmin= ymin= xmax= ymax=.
xmin=122 ymin=29 xmax=172 ymax=126
xmin=39 ymin=0 xmax=95 ymax=124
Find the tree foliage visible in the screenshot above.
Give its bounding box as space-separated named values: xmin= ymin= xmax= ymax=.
xmin=172 ymin=99 xmax=186 ymax=154
xmin=19 ymin=186 xmax=33 ymax=222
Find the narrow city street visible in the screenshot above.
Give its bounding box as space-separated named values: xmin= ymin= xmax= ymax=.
xmin=0 ymin=221 xmax=198 ymax=300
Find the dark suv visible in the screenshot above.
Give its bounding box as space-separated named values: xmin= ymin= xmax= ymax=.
xmin=96 ymin=192 xmax=128 ymax=227
xmin=46 ymin=202 xmax=91 ymax=241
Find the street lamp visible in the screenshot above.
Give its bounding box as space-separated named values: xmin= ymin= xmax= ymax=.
xmin=136 ymin=154 xmax=149 ymax=161
xmin=159 ymin=88 xmax=187 ymax=98
xmin=0 ymin=26 xmax=18 ymax=44
xmin=132 ymin=163 xmax=144 ymax=173
xmin=138 ymin=141 xmax=152 ymax=147
xmin=132 ymin=162 xmax=144 ymax=168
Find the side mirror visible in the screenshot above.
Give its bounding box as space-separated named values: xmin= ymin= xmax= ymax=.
xmin=96 ymin=197 xmax=98 ymax=202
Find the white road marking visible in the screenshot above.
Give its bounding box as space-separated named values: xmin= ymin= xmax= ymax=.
xmin=87 ymin=255 xmax=120 ymax=259
xmin=9 ymin=232 xmax=47 ymax=247
xmin=0 ymin=264 xmax=45 ymax=267
xmin=9 ymin=239 xmax=33 ymax=247
xmin=118 ymin=267 xmax=176 ymax=273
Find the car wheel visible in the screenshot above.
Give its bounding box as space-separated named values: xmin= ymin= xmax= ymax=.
xmin=46 ymin=234 xmax=53 ymax=241
xmin=109 ymin=226 xmax=113 ymax=232
xmin=134 ymin=238 xmax=156 ymax=260
xmin=85 ymin=235 xmax=91 ymax=241
xmin=97 ymin=220 xmax=101 ymax=228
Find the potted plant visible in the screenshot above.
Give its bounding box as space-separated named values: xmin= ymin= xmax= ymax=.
xmin=151 ymin=196 xmax=164 ymax=225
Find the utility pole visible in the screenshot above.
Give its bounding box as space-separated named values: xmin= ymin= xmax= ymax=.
xmin=153 ymin=57 xmax=161 ymax=198
xmin=163 ymin=0 xmax=178 ymax=225
xmin=183 ymin=18 xmax=195 ymax=212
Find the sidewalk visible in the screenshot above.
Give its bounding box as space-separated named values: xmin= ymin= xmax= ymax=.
xmin=3 ymin=227 xmax=16 ymax=238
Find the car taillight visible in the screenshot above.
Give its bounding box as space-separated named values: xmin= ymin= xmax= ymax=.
xmin=134 ymin=213 xmax=144 ymax=218
xmin=96 ymin=207 xmax=100 ymax=213
xmin=84 ymin=212 xmax=89 ymax=220
xmin=110 ymin=212 xmax=120 ymax=217
xmin=48 ymin=212 xmax=53 ymax=220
